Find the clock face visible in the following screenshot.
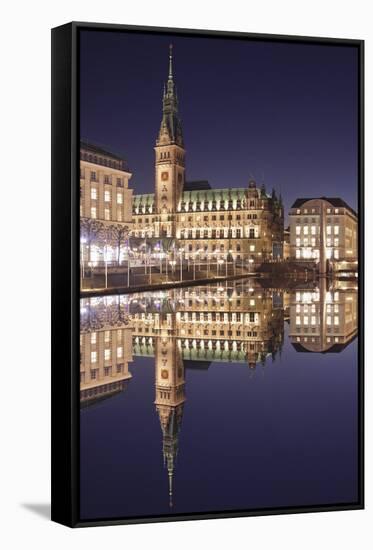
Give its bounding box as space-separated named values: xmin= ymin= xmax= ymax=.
xmin=161 ymin=171 xmax=169 ymax=181
xmin=161 ymin=369 xmax=169 ymax=379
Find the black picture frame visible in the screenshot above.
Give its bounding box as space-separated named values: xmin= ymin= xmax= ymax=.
xmin=51 ymin=21 xmax=364 ymax=528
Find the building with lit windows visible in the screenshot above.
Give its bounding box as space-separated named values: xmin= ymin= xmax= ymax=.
xmin=289 ymin=197 xmax=358 ymax=273
xmin=80 ymin=141 xmax=133 ymax=268
xmin=131 ymin=45 xmax=284 ymax=267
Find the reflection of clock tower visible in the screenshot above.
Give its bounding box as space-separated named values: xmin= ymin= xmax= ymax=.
xmin=155 ymin=44 xmax=185 ymax=237
xmin=154 ymin=312 xmax=185 ymax=507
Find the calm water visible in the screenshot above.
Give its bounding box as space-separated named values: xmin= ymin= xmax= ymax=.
xmin=79 ymin=278 xmax=358 ymax=520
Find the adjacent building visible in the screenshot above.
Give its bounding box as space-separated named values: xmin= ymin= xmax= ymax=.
xmin=80 ymin=141 xmax=133 ymax=267
xmin=289 ymin=197 xmax=358 ymax=273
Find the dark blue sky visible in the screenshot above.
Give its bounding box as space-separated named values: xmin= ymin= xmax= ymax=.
xmin=80 ymin=29 xmax=359 ymax=217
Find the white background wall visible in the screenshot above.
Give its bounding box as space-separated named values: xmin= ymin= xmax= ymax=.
xmin=0 ymin=0 xmax=371 ymax=547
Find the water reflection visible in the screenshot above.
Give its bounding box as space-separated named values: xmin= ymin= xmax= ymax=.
xmin=80 ymin=278 xmax=358 ymax=508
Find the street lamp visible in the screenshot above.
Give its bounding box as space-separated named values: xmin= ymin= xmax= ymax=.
xmin=80 ymin=237 xmax=87 ymax=289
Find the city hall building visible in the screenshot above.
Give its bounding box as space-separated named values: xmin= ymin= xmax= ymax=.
xmin=79 ymin=46 xmax=284 ymax=269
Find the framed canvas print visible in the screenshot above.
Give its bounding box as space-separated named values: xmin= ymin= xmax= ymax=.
xmin=51 ymin=22 xmax=364 ymax=527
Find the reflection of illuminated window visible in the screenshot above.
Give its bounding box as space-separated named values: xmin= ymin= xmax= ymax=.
xmin=296 ymin=226 xmax=301 ymax=235
xmin=312 ymin=304 xmax=316 ymax=312
xmin=104 ymin=349 xmax=111 ymax=360
xmin=91 ymin=188 xmax=97 ymax=200
xmin=91 ymin=207 xmax=97 ymax=219
xmin=117 ymin=347 xmax=123 ymax=358
xmin=303 ymin=226 xmax=309 ymax=235
xmin=91 ymin=351 xmax=97 ymax=363
xmin=303 ymin=316 xmax=309 ymax=325
xmin=334 ymin=226 xmax=339 ymax=235
xmin=91 ymin=332 xmax=97 ymax=344
xmin=334 ymin=249 xmax=339 ymax=259
xmin=311 ymin=226 xmax=316 ymax=235
xmin=334 ymin=304 xmax=339 ymax=313
xmin=334 ymin=238 xmax=339 ymax=246
xmin=249 ymin=244 xmax=255 ymax=252
xmin=296 ymin=304 xmax=300 ymax=313
xmin=296 ymin=238 xmax=300 ymax=246
xmin=327 ymin=316 xmax=331 ymax=325
xmin=104 ymin=190 xmax=111 ymax=202
xmin=311 ymin=238 xmax=316 ymax=247
xmin=326 ymin=226 xmax=331 ymax=235
xmin=334 ymin=316 xmax=339 ymax=325
xmin=105 ymin=331 xmax=110 ymax=342
xmin=296 ymin=316 xmax=301 ymax=325
xmin=334 ymin=292 xmax=339 ymax=302
xmin=104 ymin=208 xmax=111 ymax=221
xmin=250 ymin=299 xmax=255 ymax=306
xmin=296 ymin=249 xmax=300 ymax=259
xmin=311 ymin=316 xmax=316 ymax=325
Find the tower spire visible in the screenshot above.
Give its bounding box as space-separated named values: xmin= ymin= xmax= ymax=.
xmin=168 ymin=43 xmax=173 ymax=80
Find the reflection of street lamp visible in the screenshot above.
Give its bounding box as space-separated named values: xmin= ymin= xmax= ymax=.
xmin=179 ymin=247 xmax=184 ymax=282
xmin=218 ymin=258 xmax=224 ymax=276
xmin=103 ymin=243 xmax=108 ymax=289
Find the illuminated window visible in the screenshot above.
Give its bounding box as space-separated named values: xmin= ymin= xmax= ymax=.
xmin=327 ymin=208 xmax=331 ymax=213
xmin=296 ymin=316 xmax=301 ymax=325
xmin=105 ymin=331 xmax=110 ymax=342
xmin=250 ymin=299 xmax=255 ymax=306
xmin=311 ymin=316 xmax=316 ymax=325
xmin=334 ymin=238 xmax=339 ymax=246
xmin=296 ymin=238 xmax=300 ymax=247
xmin=303 ymin=226 xmax=309 ymax=235
xmin=117 ymin=193 xmax=123 ymax=204
xmin=311 ymin=238 xmax=316 ymax=247
xmin=104 ymin=349 xmax=111 ymax=361
xmin=91 ymin=207 xmax=97 ymax=219
xmin=117 ymin=210 xmax=122 ymax=221
xmin=117 ymin=347 xmax=123 ymax=358
xmin=327 ymin=316 xmax=332 ymax=326
xmin=249 ymin=245 xmax=255 ymax=252
xmin=296 ymin=304 xmax=300 ymax=313
xmin=303 ymin=316 xmax=309 ymax=325
xmin=296 ymin=226 xmax=301 ymax=235
xmin=104 ymin=208 xmax=111 ymax=221
xmin=334 ymin=249 xmax=339 ymax=259
xmin=326 ymin=226 xmax=331 ymax=235
xmin=334 ymin=292 xmax=339 ymax=301
xmin=91 ymin=187 xmax=97 ymax=200
xmin=334 ymin=226 xmax=339 ymax=235
xmin=104 ymin=190 xmax=111 ymax=202
xmin=296 ymin=249 xmax=300 ymax=259
xmin=334 ymin=316 xmax=339 ymax=326
xmin=91 ymin=351 xmax=97 ymax=363
xmin=91 ymin=332 xmax=97 ymax=344
xmin=311 ymin=226 xmax=316 ymax=235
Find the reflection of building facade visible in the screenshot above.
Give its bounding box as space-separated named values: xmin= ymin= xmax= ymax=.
xmin=131 ymin=281 xmax=284 ymax=368
xmin=80 ymin=297 xmax=133 ymax=404
xmin=289 ymin=198 xmax=358 ymax=273
xmin=289 ymin=279 xmax=358 ymax=352
xmin=130 ymin=46 xmax=284 ymax=264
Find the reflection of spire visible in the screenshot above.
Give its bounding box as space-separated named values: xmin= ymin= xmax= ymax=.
xmin=168 ymin=467 xmax=173 ymax=508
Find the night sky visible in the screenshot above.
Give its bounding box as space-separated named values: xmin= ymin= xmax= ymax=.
xmin=80 ymin=29 xmax=359 ymax=219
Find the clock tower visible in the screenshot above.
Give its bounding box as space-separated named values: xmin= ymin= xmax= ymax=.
xmin=155 ymin=44 xmax=185 ymax=237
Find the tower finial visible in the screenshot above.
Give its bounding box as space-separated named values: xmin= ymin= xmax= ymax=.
xmin=168 ymin=43 xmax=173 ymax=80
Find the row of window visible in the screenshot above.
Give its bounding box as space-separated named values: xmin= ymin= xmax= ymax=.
xmin=81 ymin=169 xmax=125 ymax=186
xmin=295 ymin=315 xmax=339 ymax=326
xmin=89 ymin=347 xmax=123 ymax=363
xmin=88 ymin=188 xmax=124 ymax=203
xmin=294 ymin=208 xmax=340 ymax=215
